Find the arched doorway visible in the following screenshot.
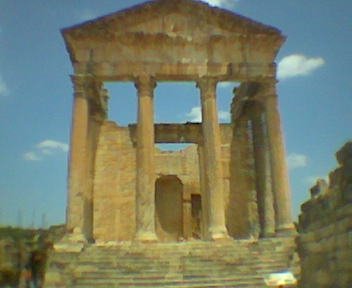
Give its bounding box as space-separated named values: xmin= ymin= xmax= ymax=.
xmin=155 ymin=176 xmax=183 ymax=242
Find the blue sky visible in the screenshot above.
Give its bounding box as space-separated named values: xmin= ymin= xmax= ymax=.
xmin=0 ymin=0 xmax=351 ymax=228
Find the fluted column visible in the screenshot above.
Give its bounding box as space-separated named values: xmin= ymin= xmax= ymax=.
xmin=197 ymin=77 xmax=228 ymax=240
xmin=67 ymin=74 xmax=91 ymax=238
xmin=135 ymin=75 xmax=157 ymax=242
xmin=251 ymin=106 xmax=275 ymax=237
xmin=262 ymin=81 xmax=294 ymax=233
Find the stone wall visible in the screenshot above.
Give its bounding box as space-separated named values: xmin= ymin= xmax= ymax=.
xmin=298 ymin=142 xmax=352 ymax=288
xmin=92 ymin=121 xmax=233 ymax=242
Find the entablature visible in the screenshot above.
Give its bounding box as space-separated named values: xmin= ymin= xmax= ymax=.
xmin=127 ymin=123 xmax=232 ymax=144
xmin=73 ymin=62 xmax=277 ymax=82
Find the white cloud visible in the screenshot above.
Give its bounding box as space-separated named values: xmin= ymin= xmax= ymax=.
xmin=185 ymin=106 xmax=231 ymax=123
xmin=23 ymin=139 xmax=68 ymax=161
xmin=287 ymin=153 xmax=308 ymax=170
xmin=41 ymin=149 xmax=54 ymax=155
xmin=277 ymin=54 xmax=325 ymax=80
xmin=37 ymin=140 xmax=68 ymax=152
xmin=23 ymin=152 xmax=41 ymax=162
xmin=186 ymin=107 xmax=202 ymax=122
xmin=0 ymin=75 xmax=9 ymax=97
xmin=202 ymin=0 xmax=239 ymax=8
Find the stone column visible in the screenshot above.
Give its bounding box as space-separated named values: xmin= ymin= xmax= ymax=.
xmin=197 ymin=77 xmax=228 ymax=240
xmin=135 ymin=75 xmax=157 ymax=242
xmin=197 ymin=144 xmax=209 ymax=240
xmin=262 ymin=81 xmax=294 ymax=233
xmin=231 ymin=114 xmax=259 ymax=238
xmin=251 ymin=106 xmax=276 ymax=237
xmin=67 ymin=74 xmax=91 ymax=239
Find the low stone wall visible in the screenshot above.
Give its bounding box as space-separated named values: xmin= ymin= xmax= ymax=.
xmin=298 ymin=142 xmax=352 ymax=288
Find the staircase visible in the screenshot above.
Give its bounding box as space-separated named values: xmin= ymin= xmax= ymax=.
xmin=44 ymin=237 xmax=298 ymax=288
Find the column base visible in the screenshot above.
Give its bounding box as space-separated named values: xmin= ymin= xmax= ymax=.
xmin=275 ymin=223 xmax=296 ymax=236
xmin=208 ymin=227 xmax=230 ymax=241
xmin=135 ymin=231 xmax=158 ymax=243
xmin=53 ymin=227 xmax=87 ymax=253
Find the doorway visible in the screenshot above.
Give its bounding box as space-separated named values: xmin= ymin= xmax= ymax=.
xmin=155 ymin=176 xmax=183 ymax=242
xmin=191 ymin=194 xmax=202 ymax=239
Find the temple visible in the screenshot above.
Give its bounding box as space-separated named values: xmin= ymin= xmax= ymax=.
xmin=62 ymin=0 xmax=294 ymax=244
xmin=42 ymin=1 xmax=301 ymax=287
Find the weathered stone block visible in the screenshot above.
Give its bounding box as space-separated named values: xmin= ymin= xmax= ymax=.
xmin=336 ymin=141 xmax=352 ymax=166
xmin=298 ymin=143 xmax=352 ymax=288
xmin=310 ymin=179 xmax=328 ymax=199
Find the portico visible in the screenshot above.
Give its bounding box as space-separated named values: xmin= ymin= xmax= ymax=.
xmin=62 ymin=0 xmax=294 ymax=243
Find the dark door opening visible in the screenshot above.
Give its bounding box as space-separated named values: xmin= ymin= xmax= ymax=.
xmin=191 ymin=194 xmax=202 ymax=239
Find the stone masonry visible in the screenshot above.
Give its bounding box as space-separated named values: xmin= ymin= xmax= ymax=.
xmin=298 ymin=142 xmax=352 ymax=288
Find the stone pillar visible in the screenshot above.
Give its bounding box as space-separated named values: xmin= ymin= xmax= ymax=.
xmin=231 ymin=114 xmax=259 ymax=238
xmin=197 ymin=144 xmax=209 ymax=240
xmin=251 ymin=107 xmax=275 ymax=237
xmin=262 ymin=81 xmax=294 ymax=233
xmin=197 ymin=77 xmax=228 ymax=240
xmin=135 ymin=75 xmax=157 ymax=242
xmin=67 ymin=74 xmax=91 ymax=239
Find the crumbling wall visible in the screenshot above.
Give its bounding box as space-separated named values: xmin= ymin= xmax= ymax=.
xmin=298 ymin=142 xmax=352 ymax=288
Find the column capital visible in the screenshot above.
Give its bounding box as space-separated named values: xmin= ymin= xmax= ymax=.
xmin=70 ymin=74 xmax=101 ymax=99
xmin=134 ymin=74 xmax=157 ymax=95
xmin=196 ymin=77 xmax=218 ymax=97
xmin=256 ymin=80 xmax=278 ymax=102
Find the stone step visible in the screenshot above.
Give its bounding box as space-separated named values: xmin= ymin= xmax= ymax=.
xmin=44 ymin=237 xmax=298 ymax=288
xmin=84 ymin=239 xmax=295 ymax=251
xmin=73 ymin=275 xmax=266 ymax=287
xmin=73 ymin=259 xmax=288 ymax=270
xmin=73 ymin=282 xmax=264 ymax=288
xmin=81 ymin=249 xmax=293 ymax=256
xmin=74 ymin=255 xmax=289 ymax=264
xmin=71 ymin=263 xmax=288 ymax=275
xmin=75 ymin=253 xmax=291 ymax=262
xmin=71 ymin=271 xmax=284 ymax=284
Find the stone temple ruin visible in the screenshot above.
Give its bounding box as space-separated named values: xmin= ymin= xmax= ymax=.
xmin=45 ymin=0 xmax=302 ymax=287
xmin=63 ymin=0 xmax=294 ymax=243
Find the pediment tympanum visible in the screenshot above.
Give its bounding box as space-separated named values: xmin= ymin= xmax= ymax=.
xmin=62 ymin=0 xmax=285 ymax=81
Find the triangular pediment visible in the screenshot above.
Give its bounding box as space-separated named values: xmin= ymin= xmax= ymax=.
xmin=63 ymin=0 xmax=283 ymax=41
xmin=62 ymin=0 xmax=284 ymax=81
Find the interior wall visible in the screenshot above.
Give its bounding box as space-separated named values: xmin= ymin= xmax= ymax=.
xmin=93 ymin=122 xmax=136 ymax=242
